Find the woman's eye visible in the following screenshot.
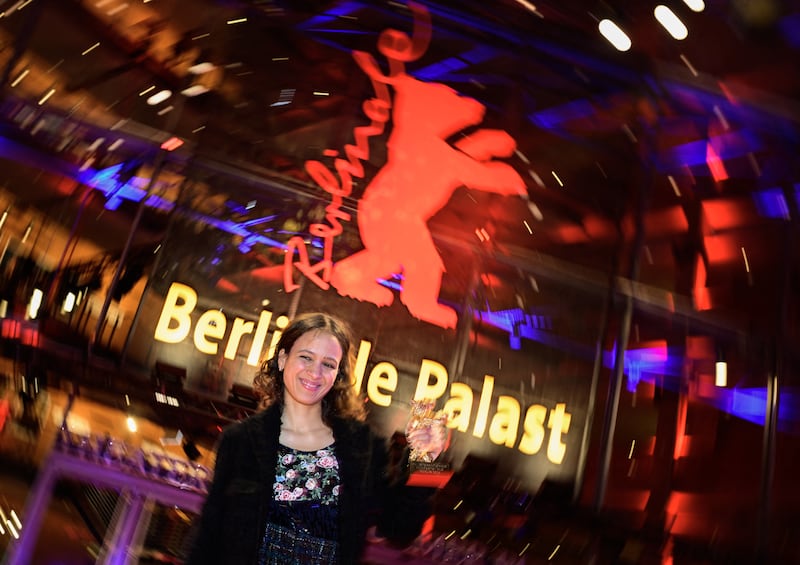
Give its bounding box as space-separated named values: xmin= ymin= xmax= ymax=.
xmin=324 ymin=363 xmax=338 ymax=371
xmin=299 ymin=354 xmax=312 ymax=362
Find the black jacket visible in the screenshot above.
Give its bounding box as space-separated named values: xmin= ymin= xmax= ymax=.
xmin=187 ymin=405 xmax=390 ymax=564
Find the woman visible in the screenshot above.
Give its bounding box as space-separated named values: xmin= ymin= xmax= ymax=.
xmin=187 ymin=312 xmax=443 ymax=564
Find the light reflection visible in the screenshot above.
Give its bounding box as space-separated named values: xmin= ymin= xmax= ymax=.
xmin=598 ymin=19 xmax=632 ymax=51
xmin=715 ymin=361 xmax=727 ymax=387
xmin=10 ymin=68 xmax=29 ymax=87
xmin=146 ymin=89 xmax=172 ymax=106
xmin=682 ymin=0 xmax=705 ymax=12
xmin=37 ymin=88 xmax=56 ymax=106
xmin=655 ymin=5 xmax=688 ymax=40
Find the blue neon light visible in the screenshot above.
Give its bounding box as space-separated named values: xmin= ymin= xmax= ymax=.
xmin=528 ymin=99 xmax=596 ymax=130
xmin=753 ymin=187 xmax=790 ymax=219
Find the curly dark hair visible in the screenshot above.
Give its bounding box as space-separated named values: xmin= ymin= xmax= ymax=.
xmin=252 ymin=312 xmax=366 ymax=423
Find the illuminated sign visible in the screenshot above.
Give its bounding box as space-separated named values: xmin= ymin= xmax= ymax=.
xmin=284 ymin=2 xmax=528 ymax=329
xmin=154 ymin=282 xmax=571 ymax=464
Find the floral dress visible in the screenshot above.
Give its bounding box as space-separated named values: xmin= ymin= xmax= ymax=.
xmin=258 ymin=444 xmax=340 ymax=564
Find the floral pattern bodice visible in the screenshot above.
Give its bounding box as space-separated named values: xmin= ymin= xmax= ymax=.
xmin=272 ymin=443 xmax=340 ymax=504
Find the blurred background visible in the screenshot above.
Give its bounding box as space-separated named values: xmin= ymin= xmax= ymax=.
xmin=0 ymin=0 xmax=799 ymax=563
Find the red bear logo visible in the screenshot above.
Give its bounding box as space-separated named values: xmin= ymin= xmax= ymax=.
xmin=330 ymin=73 xmax=526 ymax=329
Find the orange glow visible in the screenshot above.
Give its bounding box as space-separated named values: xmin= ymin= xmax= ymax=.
xmin=705 ymin=142 xmax=728 ymax=183
xmin=673 ymin=386 xmax=689 ymax=459
xmin=701 ymin=199 xmax=754 ymax=232
xmin=160 ymin=137 xmax=184 ymax=151
xmin=20 ymin=327 xmax=40 ymax=347
xmin=406 ymin=470 xmax=453 ymax=487
xmin=692 ymin=255 xmax=711 ymax=310
xmin=55 ymin=176 xmax=79 ymax=196
xmin=552 ymin=224 xmax=590 ymax=244
xmin=1 ymin=319 xmax=20 ymax=339
xmin=215 ymin=278 xmax=240 ymax=293
xmin=582 ymin=215 xmax=616 ymax=239
xmin=604 ymin=489 xmax=650 ymax=511
xmin=703 ymin=234 xmax=741 ymax=263
xmin=645 ymin=206 xmax=689 ymax=237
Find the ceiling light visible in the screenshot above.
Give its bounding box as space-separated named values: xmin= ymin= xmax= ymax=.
xmin=715 ymin=361 xmax=727 ymax=387
xmin=146 ymin=89 xmax=172 ymax=105
xmin=37 ymin=88 xmax=56 ymax=105
xmin=87 ymin=137 xmax=105 ymax=152
xmin=181 ymin=84 xmax=210 ymax=97
xmin=10 ymin=68 xmax=29 ymax=87
xmin=227 ymin=17 xmax=247 ymax=25
xmin=188 ymin=61 xmax=215 ymax=74
xmin=682 ymin=0 xmax=705 ymax=12
xmin=598 ymin=19 xmax=632 ymax=51
xmin=655 ymin=5 xmax=688 ymax=40
xmin=106 ymin=3 xmax=128 ymax=17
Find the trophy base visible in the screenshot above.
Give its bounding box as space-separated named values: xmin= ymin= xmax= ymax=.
xmin=407 ymin=461 xmax=453 ymax=488
xmin=409 ymin=461 xmax=451 ymax=473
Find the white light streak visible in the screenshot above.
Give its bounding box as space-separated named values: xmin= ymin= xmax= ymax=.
xmin=81 ymin=42 xmax=100 ymax=56
xmin=598 ymin=19 xmax=632 ymax=51
xmin=715 ymin=361 xmax=727 ymax=387
xmin=146 ymin=89 xmax=172 ymax=105
xmin=512 ymin=0 xmax=543 ymax=17
xmin=655 ymin=5 xmax=688 ymax=40
xmin=37 ymin=88 xmax=56 ymax=106
xmin=682 ymin=0 xmax=705 ymax=12
xmin=10 ymin=68 xmax=29 ymax=87
xmin=679 ymin=54 xmax=699 ymax=77
xmin=667 ymin=175 xmax=681 ymax=196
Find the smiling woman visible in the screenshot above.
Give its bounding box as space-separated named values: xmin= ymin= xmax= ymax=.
xmin=187 ymin=312 xmax=446 ymax=565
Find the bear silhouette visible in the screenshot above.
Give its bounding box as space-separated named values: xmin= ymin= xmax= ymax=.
xmin=330 ymin=74 xmax=526 ymax=329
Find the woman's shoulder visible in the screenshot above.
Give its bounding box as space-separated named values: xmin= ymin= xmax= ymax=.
xmin=221 ymin=405 xmax=281 ymax=443
xmin=332 ymin=418 xmax=387 ymax=454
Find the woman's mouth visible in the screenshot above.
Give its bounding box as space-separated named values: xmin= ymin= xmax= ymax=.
xmin=300 ymin=378 xmax=321 ymax=391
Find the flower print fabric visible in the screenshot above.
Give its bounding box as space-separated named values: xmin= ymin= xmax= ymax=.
xmin=273 ymin=444 xmax=340 ymax=503
xmin=259 ymin=444 xmax=341 ymax=564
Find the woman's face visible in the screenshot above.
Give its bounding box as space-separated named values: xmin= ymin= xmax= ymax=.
xmin=278 ymin=329 xmax=342 ymax=409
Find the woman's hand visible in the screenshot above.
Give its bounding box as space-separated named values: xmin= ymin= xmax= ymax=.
xmin=406 ymin=418 xmax=450 ymax=462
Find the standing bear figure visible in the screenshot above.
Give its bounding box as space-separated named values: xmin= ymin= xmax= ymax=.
xmin=330 ymin=73 xmax=527 ymax=329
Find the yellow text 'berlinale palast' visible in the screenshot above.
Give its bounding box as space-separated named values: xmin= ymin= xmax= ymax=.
xmin=154 ymin=282 xmax=572 ymax=464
